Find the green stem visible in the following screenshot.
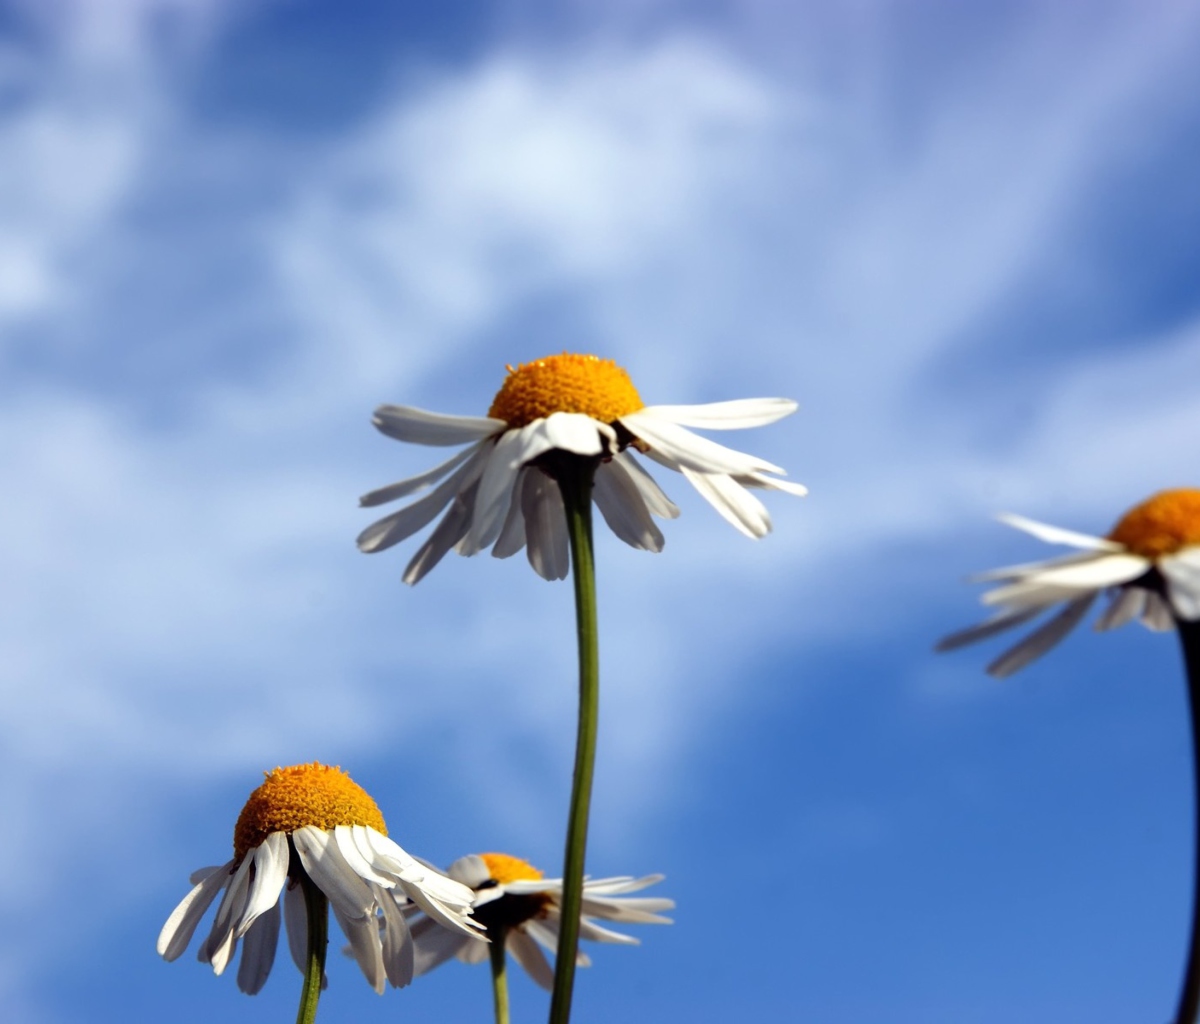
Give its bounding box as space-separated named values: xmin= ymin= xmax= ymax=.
xmin=489 ymin=927 xmax=511 ymax=1024
xmin=295 ymin=873 xmax=328 ymax=1024
xmin=1174 ymin=618 xmax=1200 ymax=1024
xmin=548 ymin=458 xmax=600 ymax=1024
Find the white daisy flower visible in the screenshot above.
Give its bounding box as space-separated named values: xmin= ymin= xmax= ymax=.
xmin=937 ymin=489 xmax=1200 ymax=677
xmin=158 ymin=763 xmax=479 ymax=996
xmin=357 ymin=352 xmax=805 ymax=583
xmin=403 ymin=852 xmax=674 ymax=990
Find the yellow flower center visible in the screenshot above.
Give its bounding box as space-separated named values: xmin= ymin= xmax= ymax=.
xmin=233 ymin=762 xmax=387 ymax=860
xmin=479 ymin=852 xmax=544 ymax=886
xmin=487 ymin=353 xmax=644 ymax=429
xmin=1108 ymin=489 xmax=1200 ymax=559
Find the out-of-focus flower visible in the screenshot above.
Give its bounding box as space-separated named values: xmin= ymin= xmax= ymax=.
xmin=357 ymin=353 xmax=804 ymax=583
xmin=157 ymin=763 xmax=479 ymax=994
xmin=937 ymin=489 xmax=1200 ymax=677
xmin=404 ymin=852 xmax=673 ymax=989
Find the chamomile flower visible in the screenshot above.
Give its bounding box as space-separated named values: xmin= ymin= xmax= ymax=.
xmin=937 ymin=489 xmax=1200 ymax=677
xmin=157 ymin=763 xmax=479 ymax=995
xmin=404 ymin=852 xmax=674 ymax=989
xmin=357 ymin=353 xmax=804 ymax=583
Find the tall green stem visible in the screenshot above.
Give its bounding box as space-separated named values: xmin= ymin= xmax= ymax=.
xmin=489 ymin=927 xmax=511 ymax=1024
xmin=1174 ymin=618 xmax=1200 ymax=1024
xmin=548 ymin=458 xmax=600 ymax=1024
xmin=296 ymin=873 xmax=328 ymax=1024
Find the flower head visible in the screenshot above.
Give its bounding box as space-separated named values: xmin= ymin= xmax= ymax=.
xmin=158 ymin=763 xmax=479 ymax=995
xmin=937 ymin=489 xmax=1200 ymax=677
xmin=403 ymin=852 xmax=674 ymax=989
xmin=357 ymin=353 xmax=804 ymax=583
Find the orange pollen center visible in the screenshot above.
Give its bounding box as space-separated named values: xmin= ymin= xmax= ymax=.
xmin=479 ymin=852 xmax=544 ymax=886
xmin=233 ymin=762 xmax=387 ymax=860
xmin=487 ymin=353 xmax=644 ymax=429
xmin=1108 ymin=488 xmax=1200 ymax=559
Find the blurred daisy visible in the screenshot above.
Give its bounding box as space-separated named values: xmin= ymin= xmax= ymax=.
xmin=357 ymin=353 xmax=804 ymax=583
xmin=404 ymin=852 xmax=674 ymax=989
xmin=158 ymin=763 xmax=479 ymax=996
xmin=937 ymin=489 xmax=1200 ymax=677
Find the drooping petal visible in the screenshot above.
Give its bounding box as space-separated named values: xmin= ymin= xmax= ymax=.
xmin=334 ymin=825 xmax=394 ymax=888
xmin=372 ymin=406 xmax=503 ymax=447
xmin=987 ymin=595 xmax=1097 ymax=678
xmin=462 ymin=428 xmax=533 ymax=554
xmin=593 ymin=459 xmax=665 ymax=552
xmin=1004 ymin=553 xmax=1149 ymax=591
xmin=236 ymin=832 xmax=288 ymax=938
xmin=292 ymin=826 xmax=373 ymax=920
xmin=357 ymin=445 xmax=490 ymax=554
xmin=613 ymin=451 xmax=679 ymax=519
xmin=1143 ymin=591 xmax=1177 ymax=631
xmin=236 ymin=900 xmax=280 ymax=995
xmin=283 ymin=881 xmax=308 ymax=976
xmin=202 ymin=854 xmax=255 ymax=975
xmin=491 ymin=470 xmax=529 ymax=558
xmin=621 ymin=411 xmax=785 ymax=476
xmin=996 ymin=513 xmax=1125 ymax=551
xmin=410 ymin=915 xmax=474 ymax=976
xmin=507 ymin=929 xmax=555 ymax=990
xmin=402 ymin=481 xmax=479 ymax=585
xmin=333 ymin=903 xmax=386 ymax=994
xmin=358 ymin=445 xmax=478 ymax=508
xmin=158 ymin=861 xmax=235 ymax=961
xmin=970 ymin=550 xmax=1111 ymax=584
xmin=376 ymin=883 xmax=415 ymax=988
xmin=681 ymin=467 xmax=771 ymax=538
xmin=1093 ymin=587 xmax=1147 ymax=632
xmin=634 ymin=398 xmax=798 ymax=430
xmin=934 ymin=607 xmax=1044 ymax=652
xmin=522 ymin=469 xmax=569 ymax=581
xmin=1162 ymin=547 xmax=1200 ymax=620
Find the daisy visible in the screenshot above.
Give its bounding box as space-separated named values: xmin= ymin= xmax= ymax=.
xmin=157 ymin=763 xmax=479 ymax=1004
xmin=404 ymin=852 xmax=674 ymax=990
xmin=937 ymin=488 xmax=1200 ymax=678
xmin=357 ymin=352 xmax=804 ymax=583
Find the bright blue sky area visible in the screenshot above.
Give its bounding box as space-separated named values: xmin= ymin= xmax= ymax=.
xmin=3 ymin=1 xmax=1200 ymax=1022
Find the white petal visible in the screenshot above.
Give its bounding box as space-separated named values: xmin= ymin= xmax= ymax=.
xmin=355 ymin=827 xmax=422 ymax=884
xmin=1094 ymin=588 xmax=1147 ymax=632
xmin=593 ymin=460 xmax=665 ymax=552
xmin=621 ymin=411 xmax=784 ymax=476
xmin=457 ymin=932 xmax=490 ymax=964
xmin=635 ymin=398 xmax=797 ymax=430
xmin=736 ymin=471 xmax=809 ymax=497
xmin=358 ymin=446 xmax=477 ymax=508
xmin=579 ymin=896 xmax=674 ymax=924
xmin=236 ymin=832 xmax=288 ymax=938
xmin=971 ymin=550 xmax=1112 ymax=584
xmin=987 ymin=595 xmax=1096 ymax=678
xmin=1009 ymin=553 xmax=1149 ymax=590
xmin=539 ymin=412 xmax=612 ymax=455
xmin=376 ymin=884 xmax=415 ymax=988
xmin=236 ymin=900 xmax=280 ymax=995
xmin=202 ymin=854 xmax=255 ymax=975
xmin=284 ymin=880 xmax=308 ymax=976
xmin=158 ymin=861 xmax=235 ymax=961
xmin=523 ymin=470 xmax=569 ymax=581
xmin=508 ymin=929 xmax=555 ymax=990
xmin=189 ymin=865 xmax=227 ymax=886
xmin=293 ymin=826 xmax=373 ymax=920
xmin=681 ymin=467 xmax=771 ymax=538
xmin=411 ymin=916 xmax=474 ymax=976
xmin=1162 ymin=547 xmax=1200 ymax=621
xmin=372 ymin=405 xmax=503 ymax=446
xmin=935 ymin=607 xmax=1044 ymax=652
xmin=447 ymin=854 xmax=491 ymax=889
xmin=462 ymin=429 xmax=533 ymax=554
xmin=613 ymin=451 xmax=679 ymax=519
xmin=333 ymin=903 xmax=385 ymax=994
xmin=357 ymin=445 xmax=489 ymax=554
xmin=997 ymin=513 xmax=1124 ymax=551
xmin=577 ymin=918 xmax=639 ymax=944
xmin=491 ymin=470 xmax=529 ymax=559
xmin=334 ymin=826 xmax=394 ymax=888
xmin=402 ymin=482 xmax=479 ymax=585
xmin=1142 ymin=591 xmax=1177 ymax=631
xmin=580 ymin=875 xmax=664 ymax=896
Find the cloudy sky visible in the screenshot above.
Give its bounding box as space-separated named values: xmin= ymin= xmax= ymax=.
xmin=3 ymin=0 xmax=1200 ymax=1021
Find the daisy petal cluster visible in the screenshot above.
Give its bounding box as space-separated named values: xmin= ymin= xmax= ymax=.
xmin=938 ymin=489 xmax=1200 ymax=677
xmin=357 ymin=353 xmax=804 ymax=583
xmin=402 ymin=852 xmax=673 ymax=989
xmin=158 ymin=763 xmax=479 ymax=995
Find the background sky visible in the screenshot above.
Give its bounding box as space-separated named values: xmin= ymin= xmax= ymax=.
xmin=2 ymin=1 xmax=1200 ymax=1021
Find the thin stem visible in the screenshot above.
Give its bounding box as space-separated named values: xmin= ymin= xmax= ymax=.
xmin=548 ymin=458 xmax=600 ymax=1024
xmin=1174 ymin=618 xmax=1200 ymax=1024
xmin=295 ymin=872 xmax=328 ymax=1024
xmin=489 ymin=927 xmax=511 ymax=1024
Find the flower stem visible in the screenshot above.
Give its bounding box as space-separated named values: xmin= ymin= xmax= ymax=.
xmin=295 ymin=873 xmax=328 ymax=1024
xmin=548 ymin=458 xmax=600 ymax=1024
xmin=1174 ymin=618 xmax=1200 ymax=1024
xmin=489 ymin=927 xmax=511 ymax=1024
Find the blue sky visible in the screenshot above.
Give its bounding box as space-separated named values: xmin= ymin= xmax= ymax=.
xmin=3 ymin=1 xmax=1200 ymax=1021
